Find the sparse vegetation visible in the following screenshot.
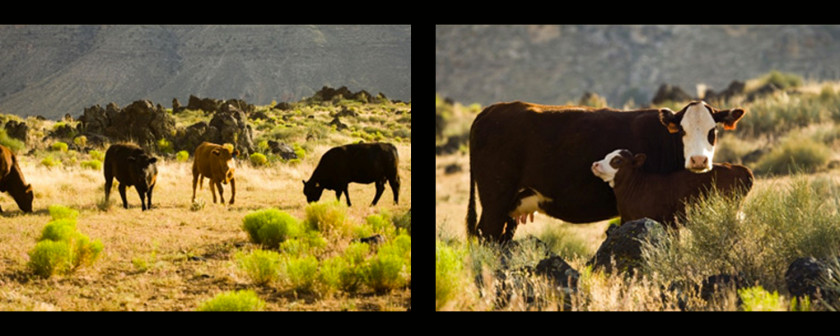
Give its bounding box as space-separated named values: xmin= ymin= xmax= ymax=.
xmin=242 ymin=208 xmax=302 ymax=249
xmin=196 ymin=290 xmax=265 ymax=311
xmin=236 ymin=249 xmax=283 ymax=286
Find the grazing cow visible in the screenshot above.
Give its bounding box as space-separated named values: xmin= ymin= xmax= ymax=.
xmin=104 ymin=143 xmax=158 ymax=210
xmin=467 ymin=100 xmax=746 ymax=242
xmin=192 ymin=142 xmax=239 ymax=205
xmin=303 ymin=142 xmax=399 ymax=206
xmin=0 ymin=144 xmax=33 ymax=213
xmin=591 ymin=149 xmax=754 ymax=225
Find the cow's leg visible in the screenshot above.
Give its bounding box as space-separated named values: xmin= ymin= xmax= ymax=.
xmin=147 ymin=184 xmax=155 ymax=210
xmin=388 ymin=174 xmax=400 ymax=205
xmin=335 ymin=190 xmax=342 ymax=203
xmin=209 ymin=181 xmax=217 ymax=203
xmin=229 ymin=177 xmax=235 ymax=205
xmin=118 ymin=184 xmax=129 ymax=209
xmin=191 ymin=171 xmax=199 ymax=203
xmin=343 ymin=186 xmax=352 ymax=207
xmin=136 ymin=188 xmax=147 ymax=211
xmin=104 ymin=175 xmax=113 ymax=204
xmin=500 ymin=217 xmax=518 ymax=242
xmin=216 ymin=181 xmax=225 ymax=204
xmin=476 ymin=183 xmax=518 ymax=243
xmin=371 ymin=180 xmax=385 ymax=206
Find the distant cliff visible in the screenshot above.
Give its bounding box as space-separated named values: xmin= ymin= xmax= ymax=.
xmin=436 ymin=25 xmax=840 ymax=107
xmin=0 ymin=25 xmax=411 ymax=119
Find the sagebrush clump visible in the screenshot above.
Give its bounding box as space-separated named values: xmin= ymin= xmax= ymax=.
xmin=236 ymin=249 xmax=282 ymax=285
xmin=197 ymin=290 xmax=265 ymax=311
xmin=304 ymin=201 xmax=353 ymax=236
xmin=28 ymin=205 xmax=103 ymax=278
xmin=242 ymin=208 xmax=302 ymax=248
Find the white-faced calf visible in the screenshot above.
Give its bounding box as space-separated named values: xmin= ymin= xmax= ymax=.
xmin=591 ymin=149 xmax=753 ymax=226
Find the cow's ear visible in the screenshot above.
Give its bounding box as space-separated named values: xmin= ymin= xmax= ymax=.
xmin=212 ymin=149 xmax=220 ymax=156
xmin=632 ymin=153 xmax=647 ymax=167
xmin=149 ymin=157 xmax=158 ymax=164
xmin=713 ymin=108 xmax=746 ymax=130
xmin=302 ymin=180 xmax=307 ymax=186
xmin=658 ymin=108 xmax=681 ymax=134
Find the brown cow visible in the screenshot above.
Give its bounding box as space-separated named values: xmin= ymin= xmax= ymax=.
xmin=592 ymin=149 xmax=754 ymax=226
xmin=0 ymin=144 xmax=33 ymax=213
xmin=467 ymin=100 xmax=746 ymax=242
xmin=104 ymin=143 xmax=158 ymax=210
xmin=192 ymin=142 xmax=239 ymax=205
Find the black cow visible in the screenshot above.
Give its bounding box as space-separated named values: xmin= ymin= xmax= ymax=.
xmin=467 ymin=101 xmax=746 ymax=242
xmin=303 ymin=142 xmax=399 ymax=206
xmin=104 ymin=143 xmax=158 ymax=210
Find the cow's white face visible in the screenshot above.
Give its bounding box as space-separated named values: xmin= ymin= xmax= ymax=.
xmin=591 ymin=149 xmax=624 ymax=187
xmin=680 ymin=103 xmax=717 ymax=173
xmin=660 ymin=101 xmax=746 ymax=174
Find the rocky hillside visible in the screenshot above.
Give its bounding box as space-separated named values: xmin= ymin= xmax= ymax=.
xmin=436 ymin=25 xmax=840 ymax=107
xmin=0 ymin=25 xmax=411 ymax=119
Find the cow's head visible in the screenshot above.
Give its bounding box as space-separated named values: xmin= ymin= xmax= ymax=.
xmin=127 ymin=154 xmax=158 ymax=189
xmin=659 ymin=101 xmax=745 ymax=173
xmin=211 ymin=146 xmax=239 ymax=184
xmin=15 ymin=183 xmax=33 ymax=213
xmin=302 ymin=179 xmax=323 ymax=203
xmin=592 ymin=149 xmax=644 ymax=187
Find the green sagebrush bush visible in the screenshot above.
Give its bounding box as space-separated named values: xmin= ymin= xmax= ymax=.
xmin=80 ymin=159 xmax=102 ymax=171
xmin=236 ymin=249 xmax=282 ymax=286
xmin=279 ymin=231 xmax=327 ymax=257
xmin=242 ymin=208 xmax=302 ymax=248
xmin=28 ymin=207 xmax=103 ymax=278
xmin=436 ymin=239 xmax=466 ymax=310
xmin=197 ymin=290 xmax=265 ymax=311
xmin=304 ymin=201 xmax=352 ymax=236
xmin=285 ymin=255 xmax=319 ymax=292
xmin=89 ymin=150 xmax=105 ymax=162
xmin=320 ymin=241 xmax=370 ymax=293
xmin=249 ymin=152 xmax=268 ymax=167
xmin=754 ymin=134 xmax=830 ymax=176
xmin=50 ymin=141 xmax=68 ymax=152
xmin=176 ymin=150 xmax=189 ymax=163
xmin=738 ymin=286 xmax=785 ymax=311
xmin=363 ymin=234 xmax=411 ymax=293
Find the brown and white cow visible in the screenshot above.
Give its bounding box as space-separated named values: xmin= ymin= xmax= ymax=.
xmin=467 ymin=100 xmax=745 ymax=242
xmin=592 ymin=149 xmax=754 ymax=226
xmin=192 ymin=142 xmax=239 ymax=205
xmin=0 ymin=144 xmax=33 ymax=213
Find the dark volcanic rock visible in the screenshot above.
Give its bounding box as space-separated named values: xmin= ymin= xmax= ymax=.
xmin=79 ymin=100 xmax=176 ymax=153
xmin=651 ymin=84 xmax=693 ymax=105
xmin=4 ymin=120 xmax=28 ymax=143
xmin=786 ymin=256 xmax=840 ymax=308
xmin=588 ymin=217 xmax=665 ymax=275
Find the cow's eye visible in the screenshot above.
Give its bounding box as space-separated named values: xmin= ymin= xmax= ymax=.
xmin=708 ymin=128 xmax=717 ymax=145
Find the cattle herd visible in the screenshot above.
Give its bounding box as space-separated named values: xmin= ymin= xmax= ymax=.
xmin=0 ymin=141 xmax=400 ymax=213
xmin=467 ymin=100 xmax=751 ymax=242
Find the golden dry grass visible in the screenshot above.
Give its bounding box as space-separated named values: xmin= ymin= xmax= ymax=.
xmin=0 ymin=142 xmax=411 ymax=311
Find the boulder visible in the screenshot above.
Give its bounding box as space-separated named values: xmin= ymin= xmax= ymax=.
xmin=786 ymin=256 xmax=840 ymax=308
xmin=535 ymin=255 xmax=580 ymax=291
xmin=588 ymin=217 xmax=665 ymax=275
xmin=329 ymin=116 xmax=348 ymax=131
xmin=4 ymin=120 xmax=28 ymax=143
xmin=652 ymin=84 xmax=693 ymax=105
xmin=79 ymin=100 xmax=177 ymax=154
xmin=187 ymin=95 xmax=222 ymax=112
xmin=267 ymin=140 xmax=297 ymax=160
xmin=704 ymin=80 xmax=746 ymax=103
xmin=208 ymin=107 xmax=254 ymax=156
xmin=274 ymin=102 xmax=292 ymax=110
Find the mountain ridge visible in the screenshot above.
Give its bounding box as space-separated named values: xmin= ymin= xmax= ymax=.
xmin=0 ymin=25 xmax=411 ymax=119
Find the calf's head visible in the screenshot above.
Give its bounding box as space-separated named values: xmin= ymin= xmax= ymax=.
xmin=212 ymin=146 xmax=239 ymax=184
xmin=659 ymin=101 xmax=745 ymax=173
xmin=127 ymin=153 xmax=158 ymax=188
xmin=592 ymin=149 xmax=645 ymax=187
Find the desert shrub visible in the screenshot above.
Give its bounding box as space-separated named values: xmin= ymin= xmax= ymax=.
xmin=285 ymin=255 xmax=319 ymax=292
xmin=320 ymin=256 xmax=354 ymax=292
xmin=293 ymin=143 xmax=305 ymax=160
xmin=50 ymin=141 xmax=68 ymax=152
xmin=48 ymin=204 xmax=79 ymax=220
xmin=28 ymin=240 xmax=72 ymax=278
xmin=197 ymin=290 xmax=265 ymax=311
xmin=80 ymin=159 xmax=102 ymax=170
xmin=236 ymin=249 xmax=283 ymax=285
xmin=157 ymin=138 xmax=173 ymax=154
xmin=436 ymin=240 xmax=466 ymax=310
xmin=242 ymin=208 xmax=302 ymax=248
xmin=714 ymin=133 xmax=760 ymax=165
xmin=280 ymin=231 xmax=327 ymax=257
xmin=89 ymin=150 xmax=105 ymax=162
xmin=738 ymin=286 xmax=785 ymax=311
xmin=759 ymin=70 xmax=803 ymax=90
xmin=363 ymin=252 xmax=408 ymax=293
xmin=303 ymin=201 xmax=352 ymax=236
xmin=249 ymin=152 xmax=268 ymax=167
xmin=0 ymin=129 xmax=24 ymax=152
xmin=536 ymin=224 xmax=591 ymax=260
xmin=753 ymin=134 xmax=830 ymax=175
xmin=343 ymin=241 xmax=370 ymax=266
xmin=41 ymin=155 xmax=62 ymax=168
xmin=176 ymin=150 xmax=189 ymax=162
xmin=71 ymin=234 xmax=103 ymax=270
xmin=393 ymin=209 xmax=411 ymax=235
xmin=38 ymin=218 xmax=77 ymax=242
xmin=365 ymin=212 xmax=395 ymax=237
xmin=73 ymin=135 xmax=87 ymax=148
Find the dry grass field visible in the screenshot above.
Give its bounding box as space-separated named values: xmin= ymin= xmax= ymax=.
xmin=0 ymin=142 xmax=411 ymax=311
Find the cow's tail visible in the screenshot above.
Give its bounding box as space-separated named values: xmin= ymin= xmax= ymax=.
xmin=466 ymin=153 xmax=478 ymax=238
